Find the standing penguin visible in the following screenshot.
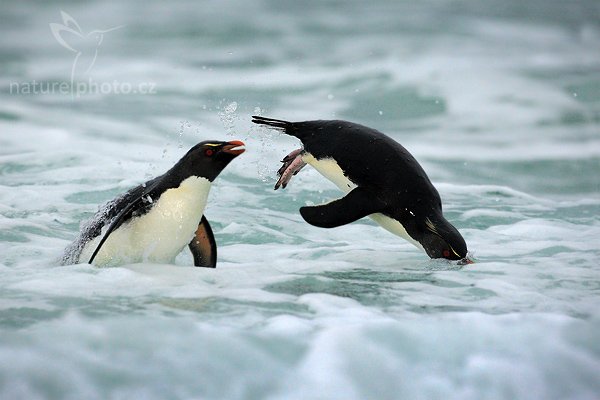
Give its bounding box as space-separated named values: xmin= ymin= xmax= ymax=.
xmin=252 ymin=116 xmax=471 ymax=263
xmin=62 ymin=140 xmax=245 ymax=267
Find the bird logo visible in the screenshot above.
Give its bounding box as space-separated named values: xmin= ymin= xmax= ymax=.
xmin=50 ymin=11 xmax=124 ymax=85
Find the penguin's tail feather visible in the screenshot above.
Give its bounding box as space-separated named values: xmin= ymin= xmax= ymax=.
xmin=252 ymin=115 xmax=306 ymax=139
xmin=252 ymin=115 xmax=290 ymax=130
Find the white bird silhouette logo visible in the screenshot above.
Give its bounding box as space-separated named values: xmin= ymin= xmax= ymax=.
xmin=50 ymin=11 xmax=124 ymax=84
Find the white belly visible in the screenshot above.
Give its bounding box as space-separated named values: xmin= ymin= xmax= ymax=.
xmin=303 ymin=153 xmax=424 ymax=251
xmin=302 ymin=153 xmax=356 ymax=194
xmin=80 ymin=176 xmax=212 ymax=266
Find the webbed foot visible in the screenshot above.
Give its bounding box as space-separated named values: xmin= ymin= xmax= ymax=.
xmin=275 ymin=148 xmax=306 ymax=190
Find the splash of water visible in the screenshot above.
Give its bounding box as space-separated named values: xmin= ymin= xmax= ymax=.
xmin=219 ymin=101 xmax=238 ymax=136
xmin=252 ymin=106 xmax=278 ymax=183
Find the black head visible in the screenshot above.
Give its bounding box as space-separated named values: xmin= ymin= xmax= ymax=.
xmin=417 ymin=213 xmax=471 ymax=263
xmin=171 ymin=140 xmax=245 ymax=182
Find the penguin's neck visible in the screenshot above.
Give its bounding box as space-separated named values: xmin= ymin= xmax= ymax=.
xmin=154 ymin=175 xmax=212 ymax=221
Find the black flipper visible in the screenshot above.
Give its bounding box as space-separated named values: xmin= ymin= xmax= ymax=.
xmin=87 ymin=179 xmax=161 ymax=264
xmin=189 ymin=215 xmax=217 ymax=268
xmin=299 ymin=187 xmax=385 ymax=228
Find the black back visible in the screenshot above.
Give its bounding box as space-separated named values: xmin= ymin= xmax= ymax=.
xmin=253 ymin=117 xmax=441 ymax=216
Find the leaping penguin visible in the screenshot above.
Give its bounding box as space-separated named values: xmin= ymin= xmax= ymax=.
xmin=252 ymin=116 xmax=471 ymax=263
xmin=62 ymin=140 xmax=245 ymax=267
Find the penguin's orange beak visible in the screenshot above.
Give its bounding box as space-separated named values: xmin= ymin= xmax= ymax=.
xmin=222 ymin=140 xmax=246 ymax=156
xmin=458 ymin=255 xmax=475 ymax=265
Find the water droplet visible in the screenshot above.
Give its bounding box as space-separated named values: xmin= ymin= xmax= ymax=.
xmin=256 ymin=161 xmax=274 ymax=183
xmin=219 ymin=101 xmax=238 ymax=136
xmin=378 ymin=110 xmax=383 ymax=115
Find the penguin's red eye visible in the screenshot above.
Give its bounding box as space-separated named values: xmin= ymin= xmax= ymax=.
xmin=443 ymin=249 xmax=451 ymax=258
xmin=205 ymin=149 xmax=214 ymax=157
